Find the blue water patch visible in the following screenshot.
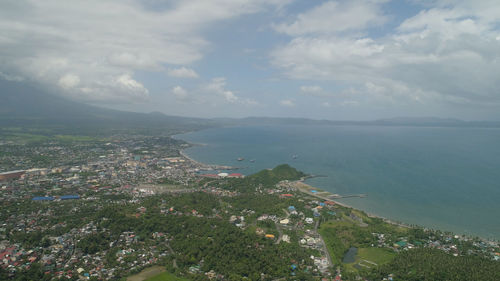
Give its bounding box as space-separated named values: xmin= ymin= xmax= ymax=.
xmin=176 ymin=125 xmax=500 ymax=239
xmin=343 ymin=247 xmax=358 ymax=263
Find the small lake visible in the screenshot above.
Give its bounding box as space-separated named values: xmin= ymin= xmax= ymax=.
xmin=343 ymin=247 xmax=358 ymax=263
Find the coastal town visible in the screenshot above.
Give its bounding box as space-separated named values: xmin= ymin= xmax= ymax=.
xmin=1 ymin=135 xmax=499 ymax=281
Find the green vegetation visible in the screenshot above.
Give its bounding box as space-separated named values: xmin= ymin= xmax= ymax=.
xmin=0 ymin=127 xmax=105 ymax=143
xmin=318 ymin=199 xmax=500 ymax=281
xmin=0 ymin=263 xmax=51 ymax=281
xmin=145 ymin=272 xmax=191 ymax=281
xmin=371 ymin=248 xmax=500 ymax=281
xmin=357 ymin=247 xmax=395 ymax=265
xmin=2 ymin=151 xmax=499 ymax=281
xmin=54 ymin=134 xmax=104 ymax=142
xmin=319 ymin=217 xmax=403 ymax=266
xmin=56 ymin=189 xmax=316 ymax=280
xmin=343 ymin=248 xmax=396 ymax=273
xmin=243 ymin=164 xmax=306 ymax=187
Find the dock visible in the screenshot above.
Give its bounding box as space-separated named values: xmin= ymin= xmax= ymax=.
xmin=328 ymin=194 xmax=367 ymax=199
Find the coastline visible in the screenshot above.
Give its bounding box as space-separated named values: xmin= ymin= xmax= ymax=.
xmin=179 ymin=148 xmax=239 ymax=171
xmin=292 ymin=180 xmax=412 ymax=229
xmin=178 ymin=140 xmax=413 ymax=230
xmin=175 ymin=135 xmax=498 ymax=242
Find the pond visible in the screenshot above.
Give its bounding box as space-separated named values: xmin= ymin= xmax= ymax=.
xmin=342 ymin=247 xmax=358 ymax=263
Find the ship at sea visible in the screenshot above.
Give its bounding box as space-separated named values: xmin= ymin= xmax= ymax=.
xmin=237 ymin=157 xmax=244 ymax=161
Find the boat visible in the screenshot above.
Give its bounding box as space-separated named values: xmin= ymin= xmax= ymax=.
xmin=249 ymin=159 xmax=255 ymax=163
xmin=292 ymin=154 xmax=298 ymax=159
xmin=237 ymin=157 xmax=244 ymax=161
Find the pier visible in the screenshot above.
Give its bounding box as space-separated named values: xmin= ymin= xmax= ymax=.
xmin=328 ymin=194 xmax=367 ymax=199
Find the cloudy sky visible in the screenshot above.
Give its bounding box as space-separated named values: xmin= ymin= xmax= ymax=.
xmin=1 ymin=0 xmax=500 ymax=120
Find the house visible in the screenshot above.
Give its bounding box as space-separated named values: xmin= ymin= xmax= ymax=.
xmin=255 ymin=228 xmax=265 ymax=236
xmin=280 ymin=219 xmax=289 ymax=225
xmin=282 ymin=235 xmax=290 ymax=243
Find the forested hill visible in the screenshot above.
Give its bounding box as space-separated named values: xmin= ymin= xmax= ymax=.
xmin=243 ymin=164 xmax=306 ymax=187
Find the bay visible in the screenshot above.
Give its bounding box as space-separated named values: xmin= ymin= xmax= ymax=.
xmin=176 ymin=125 xmax=500 ymax=239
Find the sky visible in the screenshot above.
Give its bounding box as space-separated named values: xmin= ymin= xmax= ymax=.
xmin=1 ymin=0 xmax=500 ymax=121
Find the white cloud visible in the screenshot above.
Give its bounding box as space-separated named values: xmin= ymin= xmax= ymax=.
xmin=205 ymin=77 xmax=258 ymax=105
xmin=69 ymin=73 xmax=150 ymax=103
xmin=341 ymin=100 xmax=360 ymax=107
xmin=300 ymin=85 xmax=322 ymax=93
xmin=274 ymin=0 xmax=387 ymax=36
xmin=271 ymin=0 xmax=500 ymax=108
xmin=115 ymin=74 xmax=149 ymax=97
xmin=272 ymin=36 xmax=385 ymax=81
xmin=58 ymin=74 xmax=80 ymax=89
xmin=172 ymin=86 xmax=189 ymax=100
xmin=206 ymin=77 xmax=235 ymax=103
xmin=280 ymin=99 xmax=295 ymax=107
xmin=167 ymin=67 xmax=199 ymax=78
xmin=108 ymin=52 xmax=160 ymax=70
xmin=0 ymin=71 xmax=24 ymax=82
xmin=0 ymin=0 xmax=289 ymax=103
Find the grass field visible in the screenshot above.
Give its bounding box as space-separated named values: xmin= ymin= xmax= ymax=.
xmin=344 ymin=247 xmax=396 ymax=272
xmin=126 ymin=266 xmax=165 ymax=281
xmin=320 ymin=218 xmax=400 ymax=269
xmin=319 ymin=221 xmax=356 ymax=264
xmin=145 ymin=272 xmax=191 ymax=281
xmin=357 ymin=247 xmax=395 ymax=265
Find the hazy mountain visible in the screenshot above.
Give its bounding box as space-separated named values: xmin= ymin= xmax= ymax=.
xmin=0 ymin=79 xmax=218 ymax=135
xmin=224 ymin=116 xmax=500 ymax=128
xmin=2 ymin=79 xmax=499 ymax=136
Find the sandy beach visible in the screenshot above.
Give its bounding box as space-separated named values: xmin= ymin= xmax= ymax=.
xmin=180 ymin=149 xmax=237 ymax=171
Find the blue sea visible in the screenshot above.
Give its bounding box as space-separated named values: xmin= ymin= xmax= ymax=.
xmin=176 ymin=125 xmax=500 ymax=239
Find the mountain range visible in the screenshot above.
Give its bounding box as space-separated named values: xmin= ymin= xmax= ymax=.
xmin=0 ymin=79 xmax=217 ymax=135
xmin=2 ymin=78 xmax=499 ymax=135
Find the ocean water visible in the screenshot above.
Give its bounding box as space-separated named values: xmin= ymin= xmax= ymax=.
xmin=176 ymin=125 xmax=500 ymax=239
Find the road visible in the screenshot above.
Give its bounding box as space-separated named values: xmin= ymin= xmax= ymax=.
xmin=315 ymin=219 xmax=333 ymax=273
xmin=275 ymin=209 xmax=290 ymax=244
